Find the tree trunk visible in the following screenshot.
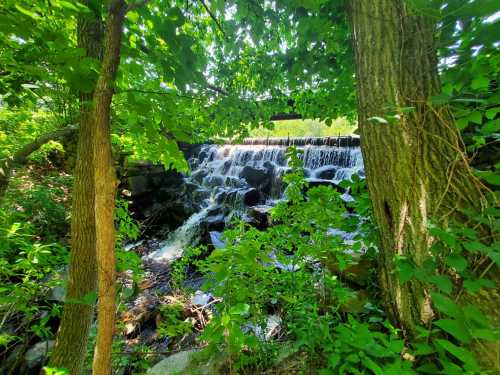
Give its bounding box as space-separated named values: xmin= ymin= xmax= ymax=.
xmin=0 ymin=126 xmax=76 ymax=201
xmin=91 ymin=1 xmax=126 ymax=373
xmin=350 ymin=0 xmax=485 ymax=335
xmin=48 ymin=5 xmax=103 ymax=374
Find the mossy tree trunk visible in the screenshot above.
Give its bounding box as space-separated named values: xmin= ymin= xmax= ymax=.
xmin=350 ymin=0 xmax=485 ymax=336
xmin=48 ymin=4 xmax=103 ymax=374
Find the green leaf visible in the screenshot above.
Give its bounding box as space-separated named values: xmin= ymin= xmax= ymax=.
xmin=14 ymin=4 xmax=39 ymax=19
xmin=431 ymin=292 xmax=461 ymax=318
xmin=429 ymin=275 xmax=453 ymax=294
xmin=467 ymin=111 xmax=482 ymax=125
xmin=435 ymin=339 xmax=480 ymax=372
xmin=481 ymin=119 xmax=500 ymax=135
xmin=445 ymin=254 xmax=467 ymax=273
xmin=229 ymin=303 xmax=250 ymax=315
xmin=485 ymin=107 xmax=500 ymax=120
xmin=471 ymin=76 xmax=490 ymax=90
xmin=463 ymin=278 xmax=494 ymax=293
xmin=434 ymin=319 xmax=471 ymax=343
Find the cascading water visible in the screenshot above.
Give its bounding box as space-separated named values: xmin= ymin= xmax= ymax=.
xmin=148 ymin=138 xmax=364 ymax=262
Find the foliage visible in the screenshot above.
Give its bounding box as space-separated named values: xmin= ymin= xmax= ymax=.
xmin=0 ymin=171 xmax=70 ymax=356
xmin=196 ymin=148 xmax=405 ymax=373
xmin=157 ymin=303 xmax=194 ymax=339
xmin=397 ymin=206 xmax=500 ymax=373
xmin=249 ymin=118 xmax=356 ymax=138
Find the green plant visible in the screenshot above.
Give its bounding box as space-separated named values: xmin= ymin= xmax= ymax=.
xmin=157 ymin=303 xmax=194 ymax=339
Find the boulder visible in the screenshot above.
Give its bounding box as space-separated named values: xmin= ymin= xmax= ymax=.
xmin=190 ymin=169 xmax=209 ymax=184
xmin=248 ymin=205 xmax=272 ymax=229
xmin=314 ymin=166 xmax=338 ymax=180
xmin=126 ymin=175 xmax=150 ymax=195
xmin=25 ymin=340 xmax=54 ymax=369
xmin=241 ymin=188 xmax=260 ymax=206
xmin=239 ymin=165 xmax=271 ymax=189
xmin=205 ymin=214 xmax=225 ymax=231
xmin=202 ymin=175 xmax=224 ymax=189
xmin=147 ymin=349 xmax=199 ymax=375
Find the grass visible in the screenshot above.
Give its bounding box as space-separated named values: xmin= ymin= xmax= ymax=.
xmin=249 ymin=118 xmax=357 ymax=138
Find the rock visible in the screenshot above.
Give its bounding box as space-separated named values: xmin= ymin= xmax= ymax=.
xmin=263 ymin=160 xmax=276 ymax=173
xmin=225 ymin=176 xmax=247 ymax=189
xmin=202 ymin=175 xmax=224 ymax=189
xmin=147 ymin=349 xmax=199 ymax=375
xmin=248 ymin=205 xmax=272 ymax=229
xmin=239 ymin=165 xmax=271 ymax=189
xmin=314 ymin=166 xmax=338 ymax=180
xmin=190 ymin=169 xmax=209 ymax=184
xmin=190 ymin=290 xmax=213 ymax=306
xmin=215 ymin=189 xmax=238 ymax=205
xmin=241 ymin=188 xmax=260 ymax=206
xmin=205 ymin=214 xmax=225 ymax=231
xmin=183 ymin=181 xmax=200 ymax=195
xmin=25 ymin=340 xmax=54 ymax=369
xmin=192 ymin=188 xmax=211 ymax=204
xmin=126 ymin=175 xmax=150 ymax=195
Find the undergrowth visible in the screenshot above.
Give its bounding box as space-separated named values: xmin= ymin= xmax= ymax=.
xmin=172 ymin=147 xmax=499 ymax=374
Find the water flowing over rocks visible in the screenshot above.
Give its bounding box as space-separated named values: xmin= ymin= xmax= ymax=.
xmin=128 ymin=138 xmax=364 ymax=263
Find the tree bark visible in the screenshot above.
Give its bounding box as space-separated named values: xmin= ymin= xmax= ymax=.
xmin=350 ymin=0 xmax=485 ymax=336
xmin=48 ymin=4 xmax=103 ymax=374
xmin=91 ymin=1 xmax=126 ymax=374
xmin=0 ymin=126 xmax=76 ymax=201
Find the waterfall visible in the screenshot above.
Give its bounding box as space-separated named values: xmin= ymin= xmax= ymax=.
xmin=148 ymin=139 xmax=364 ymax=262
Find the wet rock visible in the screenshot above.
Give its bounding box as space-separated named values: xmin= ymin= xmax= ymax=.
xmin=147 ymin=349 xmax=199 ymax=375
xmin=183 ymin=181 xmax=200 ymax=195
xmin=190 ymin=169 xmax=209 ymax=184
xmin=225 ymin=176 xmax=247 ymax=189
xmin=239 ymin=165 xmax=271 ymax=189
xmin=241 ymin=188 xmax=260 ymax=206
xmin=202 ymin=175 xmax=224 ymax=188
xmin=191 ymin=188 xmax=211 ymax=204
xmin=263 ymin=160 xmax=276 ymax=173
xmin=126 ymin=175 xmax=150 ymax=195
xmin=215 ymin=189 xmax=238 ymax=205
xmin=314 ymin=166 xmax=338 ymax=180
xmin=25 ymin=340 xmax=54 ymax=369
xmin=248 ymin=205 xmax=272 ymax=229
xmin=205 ymin=214 xmax=225 ymax=231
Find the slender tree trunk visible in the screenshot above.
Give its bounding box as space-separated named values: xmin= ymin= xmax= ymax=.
xmin=91 ymin=1 xmax=127 ymax=373
xmin=48 ymin=5 xmax=103 ymax=374
xmin=350 ymin=0 xmax=485 ymax=335
xmin=0 ymin=126 xmax=76 ymax=201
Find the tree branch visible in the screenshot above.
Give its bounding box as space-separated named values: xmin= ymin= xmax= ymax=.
xmin=126 ymin=0 xmax=151 ymax=12
xmin=0 ymin=125 xmax=78 ymax=200
xmin=198 ymin=0 xmax=225 ymax=36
